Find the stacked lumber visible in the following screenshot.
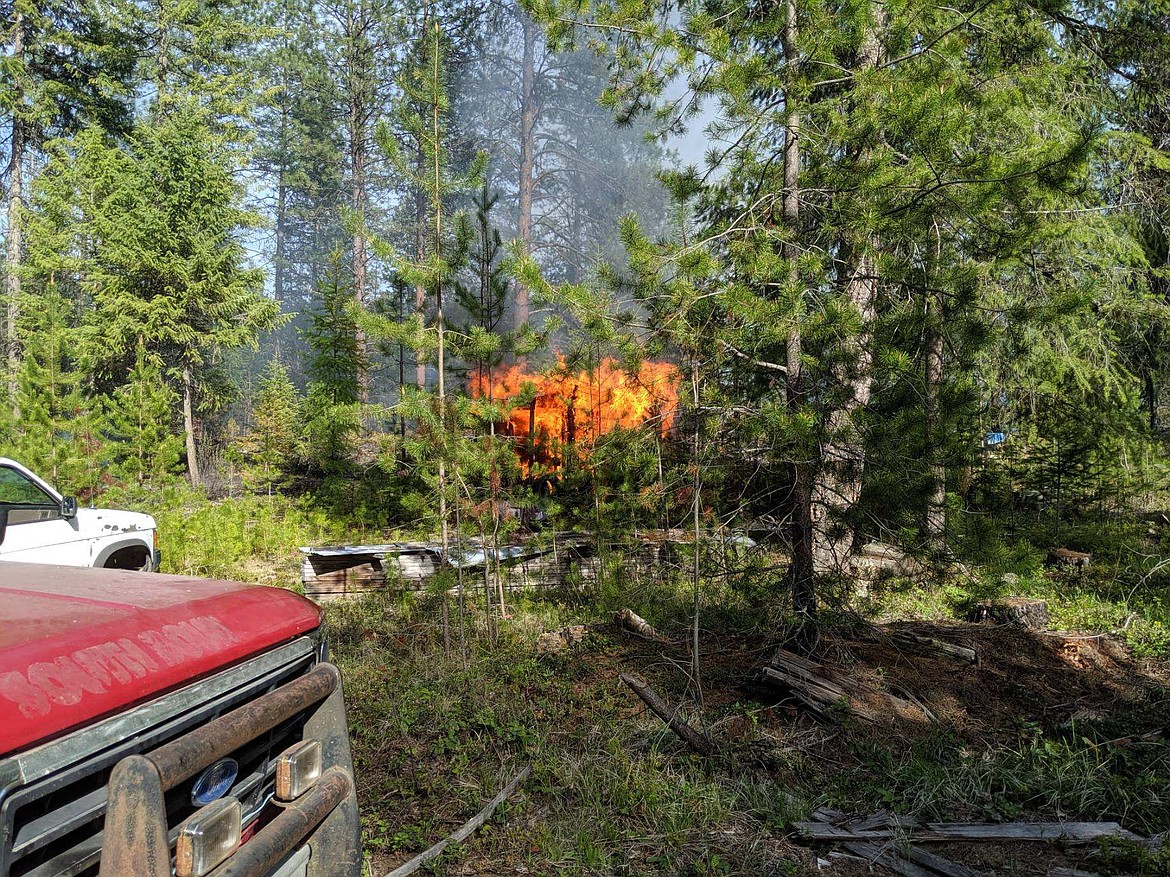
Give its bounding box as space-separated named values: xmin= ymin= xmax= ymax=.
xmin=300 ymin=554 xmax=387 ymax=601
xmin=762 ymin=649 xmax=930 ymax=723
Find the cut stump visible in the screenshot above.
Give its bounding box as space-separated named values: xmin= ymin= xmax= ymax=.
xmin=968 ymin=597 xmax=1049 ymax=629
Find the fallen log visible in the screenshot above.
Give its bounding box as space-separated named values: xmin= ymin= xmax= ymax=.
xmin=892 ymin=632 xmax=978 ymax=664
xmin=615 ymin=608 xmax=669 ymax=642
xmin=619 ymin=673 xmax=716 ymax=755
xmin=381 ymin=766 xmax=531 ymax=877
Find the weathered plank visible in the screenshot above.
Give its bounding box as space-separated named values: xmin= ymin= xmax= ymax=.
xmin=796 ymin=821 xmax=1142 ymax=844
xmin=838 ymin=842 xmax=937 ymax=877
xmin=892 ymin=632 xmax=977 ymax=664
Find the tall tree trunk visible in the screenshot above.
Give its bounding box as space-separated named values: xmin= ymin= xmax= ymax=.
xmin=6 ymin=10 xmax=26 ymax=401
xmin=515 ymin=13 xmax=537 ymax=335
xmin=349 ymin=119 xmax=368 ymax=401
xmin=430 ymin=21 xmax=452 ymax=653
xmin=807 ymin=4 xmax=885 ymax=576
xmin=183 ymin=365 xmax=202 ymax=487
xmin=346 ymin=0 xmax=370 ymax=401
xmin=415 ymin=166 xmax=427 ymax=388
xmin=923 ymin=289 xmax=946 ymax=550
xmin=779 ymin=0 xmax=816 ymax=622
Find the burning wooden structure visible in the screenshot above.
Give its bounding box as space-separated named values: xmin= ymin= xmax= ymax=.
xmin=470 ymin=357 xmax=681 ymax=473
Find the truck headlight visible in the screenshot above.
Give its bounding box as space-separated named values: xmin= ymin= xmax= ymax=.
xmin=176 ymin=797 xmax=241 ymax=877
xmin=275 ymin=740 xmax=323 ymax=801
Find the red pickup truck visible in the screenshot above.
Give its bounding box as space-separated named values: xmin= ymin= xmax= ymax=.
xmin=0 ymin=563 xmax=362 ymax=877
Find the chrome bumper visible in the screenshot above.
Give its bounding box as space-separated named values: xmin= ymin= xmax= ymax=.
xmin=97 ymin=663 xmax=361 ymax=877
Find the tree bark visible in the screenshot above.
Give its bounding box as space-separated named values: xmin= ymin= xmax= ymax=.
xmin=183 ymin=366 xmax=202 ymax=487
xmin=6 ymin=10 xmax=26 ymax=400
xmin=779 ymin=0 xmax=816 ymax=622
xmin=923 ymin=289 xmax=946 ymax=550
xmin=807 ymin=3 xmax=885 ymax=577
xmin=514 ymin=13 xmax=537 ymax=335
xmin=345 ymin=0 xmax=371 ymax=402
xmin=415 ymin=161 xmax=427 ymax=388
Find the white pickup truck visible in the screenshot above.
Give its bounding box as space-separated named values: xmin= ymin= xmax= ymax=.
xmin=0 ymin=457 xmax=160 ymax=571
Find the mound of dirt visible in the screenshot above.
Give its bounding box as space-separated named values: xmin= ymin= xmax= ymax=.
xmin=799 ymin=621 xmax=1165 ymax=741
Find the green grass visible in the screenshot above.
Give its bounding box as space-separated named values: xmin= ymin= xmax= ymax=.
xmin=867 ymin=567 xmax=1170 ymax=659
xmin=328 ymin=591 xmax=813 ymax=876
xmin=102 ymin=485 xmax=386 ymax=586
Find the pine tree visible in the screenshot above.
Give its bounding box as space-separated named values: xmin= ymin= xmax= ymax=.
xmin=234 ymin=357 xmax=300 ymax=492
xmin=454 ymin=185 xmax=510 ymax=390
xmin=106 ymin=345 xmax=184 ymax=488
xmin=531 ymin=0 xmax=1127 ymax=625
xmin=302 ymin=253 xmax=364 ymax=474
xmin=362 ymin=17 xmax=488 ymax=650
xmin=26 ymin=111 xmax=283 ymax=487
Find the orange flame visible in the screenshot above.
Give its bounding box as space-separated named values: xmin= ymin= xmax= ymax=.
xmin=471 ymin=357 xmax=680 ymax=473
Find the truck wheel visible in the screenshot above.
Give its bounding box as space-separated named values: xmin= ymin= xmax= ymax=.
xmin=104 ymin=545 xmax=153 ymax=571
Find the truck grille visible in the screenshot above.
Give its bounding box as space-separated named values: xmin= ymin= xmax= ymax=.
xmin=0 ymin=638 xmax=318 ymax=877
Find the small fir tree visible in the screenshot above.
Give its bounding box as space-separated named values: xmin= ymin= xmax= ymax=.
xmin=233 ymin=357 xmax=301 ymax=492
xmin=106 ymin=344 xmax=184 ymax=487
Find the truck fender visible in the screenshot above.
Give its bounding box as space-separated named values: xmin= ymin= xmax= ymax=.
xmin=93 ymin=539 xmax=155 ymax=571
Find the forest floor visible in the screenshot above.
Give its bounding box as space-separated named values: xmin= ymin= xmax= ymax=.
xmin=327 ymin=587 xmax=1169 ymax=877
xmin=137 ymin=491 xmax=1170 ymax=877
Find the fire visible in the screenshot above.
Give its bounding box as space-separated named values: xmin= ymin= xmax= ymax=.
xmin=471 ymin=357 xmax=681 ymax=473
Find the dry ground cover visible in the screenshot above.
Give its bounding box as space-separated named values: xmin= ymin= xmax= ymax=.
xmin=327 ymin=588 xmax=1169 ymax=877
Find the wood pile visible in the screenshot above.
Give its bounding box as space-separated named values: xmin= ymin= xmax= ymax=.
xmin=761 ymin=649 xmax=932 ymax=724
xmin=300 ymin=554 xmax=387 ymax=601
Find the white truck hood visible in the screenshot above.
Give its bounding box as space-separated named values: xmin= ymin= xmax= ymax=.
xmin=74 ymin=507 xmax=157 ymax=535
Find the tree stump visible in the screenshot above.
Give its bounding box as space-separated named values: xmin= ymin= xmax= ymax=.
xmin=1046 ymin=547 xmax=1091 ymax=572
xmin=968 ymin=597 xmax=1049 ymax=629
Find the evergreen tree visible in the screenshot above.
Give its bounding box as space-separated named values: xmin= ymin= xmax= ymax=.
xmin=2 ymin=280 xmax=102 ymax=493
xmin=2 ymin=0 xmax=134 ymax=392
xmin=302 ymin=253 xmax=364 ymax=474
xmin=233 ymin=357 xmax=300 ymax=491
xmin=106 ymin=345 xmax=184 ymax=488
xmin=26 ymin=110 xmax=283 ymax=487
xmin=454 ymin=185 xmax=510 ymax=390
xmin=532 ymin=0 xmax=1132 ymax=624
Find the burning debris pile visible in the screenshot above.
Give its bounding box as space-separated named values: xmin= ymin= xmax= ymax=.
xmin=471 ymin=358 xmax=681 ymax=473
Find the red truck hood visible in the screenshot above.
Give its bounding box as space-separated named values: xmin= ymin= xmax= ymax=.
xmin=0 ymin=564 xmax=323 ymax=756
